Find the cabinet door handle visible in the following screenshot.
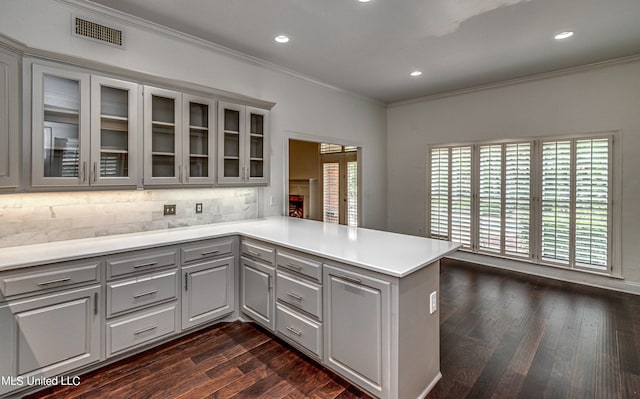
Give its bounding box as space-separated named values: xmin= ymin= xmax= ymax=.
xmin=284 ymin=262 xmax=302 ymax=271
xmin=37 ymin=277 xmax=71 ymax=286
xmin=185 ymin=272 xmax=188 ymax=290
xmin=81 ymin=161 xmax=87 ymax=183
xmin=133 ymin=261 xmax=158 ymax=269
xmin=268 ymin=275 xmax=272 ymax=290
xmin=286 ymin=292 xmax=302 ymax=301
xmin=286 ymin=326 xmax=302 ymax=336
xmin=201 ymin=250 xmax=219 ymax=256
xmin=247 ymin=250 xmax=260 ymax=257
xmin=134 ymin=325 xmax=157 ymax=335
xmin=133 ymin=290 xmax=158 ymax=299
xmin=340 ymin=275 xmax=362 ymax=285
xmin=94 ymin=292 xmax=98 ymax=315
xmin=93 ymin=162 xmax=97 ymax=183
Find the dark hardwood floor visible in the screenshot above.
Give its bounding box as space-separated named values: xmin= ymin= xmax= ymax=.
xmin=24 ymin=259 xmax=640 ymax=398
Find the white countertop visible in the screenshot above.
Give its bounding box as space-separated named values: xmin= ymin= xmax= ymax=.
xmin=0 ymin=217 xmax=460 ymax=278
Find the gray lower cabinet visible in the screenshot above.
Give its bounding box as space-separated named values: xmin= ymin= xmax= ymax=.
xmin=0 ymin=285 xmax=101 ymax=396
xmin=240 ymin=256 xmax=275 ymax=331
xmin=323 ymin=264 xmax=391 ymax=399
xmin=181 ymin=256 xmax=235 ymax=330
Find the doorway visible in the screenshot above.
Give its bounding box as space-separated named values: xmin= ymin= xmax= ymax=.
xmin=288 ymin=139 xmax=360 ymax=226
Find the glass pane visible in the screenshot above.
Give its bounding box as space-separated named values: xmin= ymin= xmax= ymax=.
xmin=323 ymin=162 xmax=340 ymax=224
xmin=541 ymin=141 xmax=571 ymax=263
xmin=152 ymin=125 xmax=175 ymax=154
xmin=504 ymin=143 xmax=531 ymax=257
xmin=320 ymin=143 xmax=342 ymax=154
xmin=224 ymin=159 xmax=239 ymax=177
xmin=478 ymin=145 xmax=502 ymax=253
xmin=347 ymin=161 xmax=358 ymax=227
xmin=224 ymin=109 xmax=240 ymax=132
xmin=151 ymin=96 xmax=174 ymax=124
xmin=101 ymin=86 xmax=128 ymax=118
xmin=189 ymin=102 xmax=208 ymax=128
xmin=250 ymin=136 xmax=264 ymax=159
xmin=575 ymin=138 xmax=608 ymax=269
xmin=224 ymin=133 xmax=240 ymax=158
xmin=250 ymin=113 xmax=263 ymax=135
xmin=43 ymin=75 xmax=80 ymax=178
xmin=250 ymin=160 xmax=263 ymax=178
xmin=190 ymin=157 xmax=208 ymax=178
xmin=101 ymin=152 xmax=128 ymax=177
xmin=152 ymin=155 xmax=175 ymax=177
xmin=190 ymin=130 xmax=208 ymax=156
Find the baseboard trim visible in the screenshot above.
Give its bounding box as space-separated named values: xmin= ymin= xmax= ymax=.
xmin=417 ymin=372 xmax=442 ymax=399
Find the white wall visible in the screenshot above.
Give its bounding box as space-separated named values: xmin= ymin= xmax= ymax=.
xmin=387 ymin=59 xmax=640 ymax=292
xmin=0 ymin=0 xmax=387 ymax=230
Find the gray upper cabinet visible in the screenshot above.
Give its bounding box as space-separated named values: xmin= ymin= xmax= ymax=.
xmin=0 ymin=46 xmax=20 ymax=189
xmin=31 ymin=64 xmax=139 ymax=187
xmin=218 ymin=102 xmax=269 ymax=185
xmin=182 ymin=94 xmax=216 ymax=185
xmin=143 ymin=86 xmax=183 ymax=185
xmin=32 ymin=64 xmax=91 ymax=187
xmin=91 ymin=76 xmax=139 ymax=186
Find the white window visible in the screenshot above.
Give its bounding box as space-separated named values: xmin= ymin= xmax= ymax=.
xmin=427 ymin=134 xmax=613 ymax=273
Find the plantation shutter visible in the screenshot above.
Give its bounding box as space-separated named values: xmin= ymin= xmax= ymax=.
xmin=430 ymin=148 xmax=449 ymax=239
xmin=504 ymin=143 xmax=531 ymax=257
xmin=478 ymin=145 xmax=502 ymax=253
xmin=541 ymin=141 xmax=571 ymax=263
xmin=323 ymin=162 xmax=340 ymax=224
xmin=450 ymin=147 xmax=472 ymax=248
xmin=575 ymin=138 xmax=609 ymax=269
xmin=347 ymin=161 xmax=358 ymax=227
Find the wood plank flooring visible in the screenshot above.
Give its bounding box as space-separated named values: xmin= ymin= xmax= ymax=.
xmin=24 ymin=259 xmax=640 ymax=398
xmin=427 ymin=259 xmax=640 ymax=399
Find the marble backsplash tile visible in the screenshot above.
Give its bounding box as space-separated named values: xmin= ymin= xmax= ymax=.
xmin=0 ymin=188 xmax=260 ymax=248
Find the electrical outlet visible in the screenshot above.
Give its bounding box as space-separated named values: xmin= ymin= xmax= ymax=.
xmin=429 ymin=291 xmax=437 ymax=314
xmin=195 ymin=203 xmax=203 ymax=214
xmin=164 ymin=204 xmax=176 ymax=216
xmin=269 ymin=196 xmax=276 ymax=207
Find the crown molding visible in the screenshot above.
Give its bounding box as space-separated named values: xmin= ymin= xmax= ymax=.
xmin=388 ymin=53 xmax=640 ymax=109
xmin=53 ymin=0 xmax=384 ymax=107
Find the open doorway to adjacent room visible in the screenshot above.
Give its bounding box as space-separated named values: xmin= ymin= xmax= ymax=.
xmin=288 ymin=139 xmax=360 ymax=226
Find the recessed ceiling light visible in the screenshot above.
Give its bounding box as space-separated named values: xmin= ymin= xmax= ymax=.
xmin=275 ymin=35 xmax=290 ymax=43
xmin=358 ymin=0 xmax=372 ymax=2
xmin=410 ymin=70 xmax=422 ymax=77
xmin=554 ymin=31 xmax=574 ymax=40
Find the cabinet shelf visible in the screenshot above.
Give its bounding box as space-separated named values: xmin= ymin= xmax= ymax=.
xmin=44 ymin=105 xmax=79 ymax=116
xmin=152 ymin=151 xmax=175 ymax=156
xmin=224 ymin=156 xmax=240 ymax=160
xmin=101 ymin=149 xmax=129 ymax=154
xmin=152 ymin=121 xmax=175 ymax=127
xmin=250 ymin=133 xmax=264 ymax=138
xmin=101 ymin=114 xmax=128 ymax=121
xmin=189 ymin=125 xmax=208 ymax=131
xmin=224 ymin=130 xmax=240 ymax=135
xmin=250 ymin=158 xmax=264 ymax=161
xmin=190 ymin=154 xmax=208 ymax=158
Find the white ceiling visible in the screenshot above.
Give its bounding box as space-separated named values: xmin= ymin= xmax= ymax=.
xmin=88 ymin=0 xmax=640 ymax=103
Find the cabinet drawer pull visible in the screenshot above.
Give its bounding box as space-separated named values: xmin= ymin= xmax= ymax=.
xmin=37 ymin=277 xmax=71 ymax=286
xmin=133 ymin=290 xmax=158 ymax=299
xmin=286 ymin=292 xmax=303 ymax=301
xmin=285 ymin=263 xmax=302 ymax=271
xmin=133 ymin=261 xmax=158 ymax=269
xmin=340 ymin=275 xmax=362 ymax=285
xmin=286 ymin=326 xmax=302 ymax=336
xmin=201 ymin=250 xmax=220 ymax=256
xmin=247 ymin=250 xmax=260 ymax=256
xmin=133 ymin=325 xmax=157 ymax=336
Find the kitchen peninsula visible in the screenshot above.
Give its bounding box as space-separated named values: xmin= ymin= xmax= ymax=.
xmin=0 ymin=217 xmax=460 ymax=399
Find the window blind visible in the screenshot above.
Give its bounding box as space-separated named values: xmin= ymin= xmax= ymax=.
xmin=323 ymin=162 xmax=340 ymax=224
xmin=450 ymin=147 xmax=472 ymax=248
xmin=478 ymin=145 xmax=502 ymax=253
xmin=347 ymin=161 xmax=358 ymax=227
xmin=504 ymin=143 xmax=531 ymax=257
xmin=430 ymin=148 xmax=449 ymax=239
xmin=541 ymin=141 xmax=571 ymax=264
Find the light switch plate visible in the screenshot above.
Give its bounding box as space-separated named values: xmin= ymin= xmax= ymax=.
xmin=195 ymin=203 xmax=203 ymax=214
xmin=429 ymin=291 xmax=437 ymax=314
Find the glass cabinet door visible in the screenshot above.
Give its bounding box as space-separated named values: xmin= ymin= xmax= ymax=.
xmin=91 ymin=76 xmax=139 ymax=185
xmin=246 ymin=107 xmax=269 ymax=184
xmin=32 ymin=65 xmax=90 ymax=186
xmin=183 ymin=95 xmax=215 ymax=184
xmin=218 ymin=102 xmax=245 ymax=183
xmin=144 ymin=86 xmax=182 ymax=185
xmin=0 ymin=47 xmax=19 ymax=188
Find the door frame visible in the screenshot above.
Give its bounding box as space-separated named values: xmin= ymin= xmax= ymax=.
xmin=283 ymin=131 xmax=362 ymax=227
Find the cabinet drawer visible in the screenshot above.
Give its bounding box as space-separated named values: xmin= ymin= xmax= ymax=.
xmin=106 ymin=304 xmax=177 ymax=357
xmin=276 ymin=250 xmax=321 ymax=282
xmin=241 ymin=240 xmax=275 ymax=264
xmin=0 ymin=260 xmax=99 ymax=298
xmin=107 ymin=270 xmax=178 ymax=317
xmin=276 ymin=304 xmax=322 ymax=358
xmin=182 ymin=238 xmax=234 ymax=264
xmin=107 ymin=248 xmax=178 ymax=280
xmin=276 ymin=271 xmax=322 ymax=319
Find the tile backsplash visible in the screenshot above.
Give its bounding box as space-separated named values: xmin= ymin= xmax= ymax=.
xmin=0 ymin=188 xmax=260 ymax=248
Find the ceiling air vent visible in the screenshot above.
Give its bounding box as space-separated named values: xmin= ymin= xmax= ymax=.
xmin=73 ymin=17 xmax=124 ymax=48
